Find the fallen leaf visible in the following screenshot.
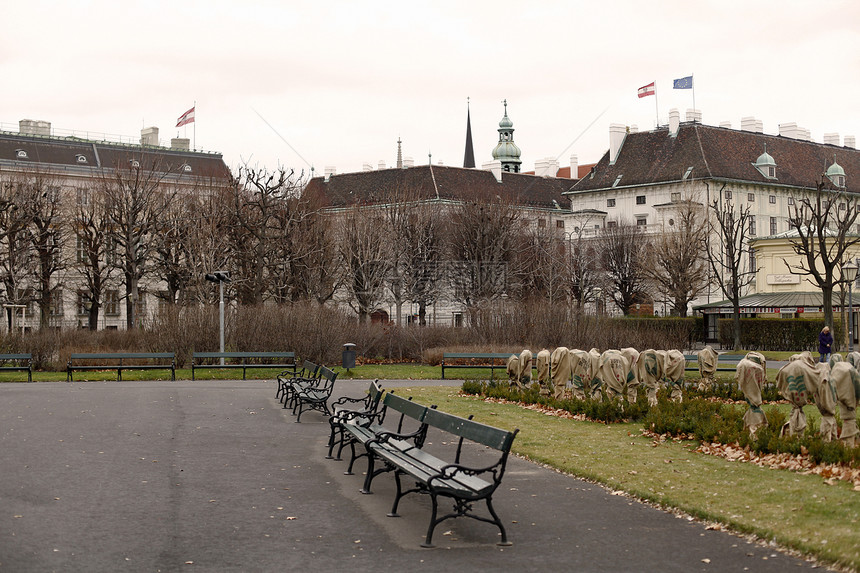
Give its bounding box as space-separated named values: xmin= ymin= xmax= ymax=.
xmin=701 ymin=558 xmax=711 ymax=564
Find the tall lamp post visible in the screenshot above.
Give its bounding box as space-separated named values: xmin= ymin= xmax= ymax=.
xmin=205 ymin=271 xmax=231 ymax=364
xmin=842 ymin=262 xmax=858 ymax=352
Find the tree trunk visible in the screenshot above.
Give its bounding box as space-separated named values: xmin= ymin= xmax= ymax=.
xmin=88 ymin=302 xmax=100 ymax=331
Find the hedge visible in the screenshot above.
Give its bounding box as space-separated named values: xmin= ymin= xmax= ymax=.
xmin=717 ymin=317 xmax=845 ymax=352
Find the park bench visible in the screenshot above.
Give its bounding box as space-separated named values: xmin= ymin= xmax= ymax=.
xmin=684 ymin=353 xmax=745 ymax=372
xmin=191 ymin=351 xmax=295 ymax=380
xmin=276 ymin=360 xmax=318 ymax=404
xmin=441 ymin=352 xmax=526 ymax=380
xmin=363 ymin=405 xmax=519 ymax=547
xmin=67 ymin=352 xmax=175 ymax=382
xmin=292 ymin=365 xmax=338 ymax=422
xmin=0 ymin=353 xmax=32 ymax=382
xmin=326 ymin=379 xmax=384 ymax=460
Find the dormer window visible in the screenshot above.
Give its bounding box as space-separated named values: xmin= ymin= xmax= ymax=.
xmin=682 ymin=166 xmax=693 ymax=180
xmin=15 ymin=149 xmax=28 ymax=159
xmin=826 ymin=157 xmax=846 ymax=188
xmin=182 ymin=164 xmax=192 ymax=173
xmin=752 ymin=144 xmax=777 ymax=180
xmin=612 ymin=175 xmax=622 ymax=188
xmin=129 ymin=159 xmax=140 ymax=169
xmin=76 ymin=154 xmax=87 ymax=164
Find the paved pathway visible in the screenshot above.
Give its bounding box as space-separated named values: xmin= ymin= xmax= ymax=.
xmin=0 ymin=379 xmax=823 ymax=572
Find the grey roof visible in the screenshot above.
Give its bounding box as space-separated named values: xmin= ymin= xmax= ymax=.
xmin=694 ymin=291 xmax=827 ymax=311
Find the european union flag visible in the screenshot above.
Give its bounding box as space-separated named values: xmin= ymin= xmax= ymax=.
xmin=673 ymin=76 xmax=693 ymax=89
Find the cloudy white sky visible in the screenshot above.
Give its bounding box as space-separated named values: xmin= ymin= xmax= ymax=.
xmin=3 ymin=0 xmax=859 ymax=176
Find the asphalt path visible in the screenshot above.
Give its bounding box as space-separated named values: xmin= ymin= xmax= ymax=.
xmin=0 ymin=379 xmax=824 ymax=572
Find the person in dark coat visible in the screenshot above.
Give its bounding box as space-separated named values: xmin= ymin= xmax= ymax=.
xmin=819 ymin=326 xmax=833 ymax=363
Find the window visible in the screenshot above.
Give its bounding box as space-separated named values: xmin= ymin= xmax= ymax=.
xmin=788 ymin=196 xmax=795 ymax=206
xmin=182 ymin=164 xmax=192 ymax=173
xmin=538 ymin=219 xmax=546 ymax=228
xmin=76 ymin=154 xmax=87 ymax=164
xmin=15 ymin=149 xmax=28 ymax=159
xmin=106 ymin=238 xmax=117 ymax=266
xmin=105 ymin=290 xmax=120 ymax=316
xmin=636 ymin=195 xmax=646 ymax=205
xmin=77 ymin=292 xmax=90 ymax=316
xmin=129 ymin=159 xmax=140 ymax=169
xmin=725 ymin=190 xmax=732 ymax=200
xmin=840 ymin=202 xmax=847 ymax=211
xmin=612 ymin=175 xmax=623 ymax=187
xmin=747 ymin=193 xmax=755 ymax=202
xmin=748 ymin=215 xmax=756 ymax=236
xmin=636 ymin=218 xmax=647 ymax=226
xmin=671 ymin=192 xmax=681 ymax=202
xmin=769 ymin=195 xmax=776 ymax=204
xmin=453 ymin=313 xmax=463 ymax=328
xmin=768 ymin=166 xmax=776 ymax=178
xmin=76 ymin=188 xmax=89 ymax=207
xmin=76 ymin=236 xmax=86 ymax=263
xmin=770 ymin=217 xmax=777 ymax=235
xmin=135 ymin=295 xmax=147 ymax=322
xmin=749 ymin=248 xmax=757 ymax=273
xmin=594 ymin=224 xmax=600 ymax=230
xmin=607 ymin=198 xmax=616 ymax=207
xmin=556 ymin=220 xmax=564 ymax=229
xmin=607 ymin=221 xmax=618 ymax=228
xmin=50 ymin=290 xmax=63 ymax=317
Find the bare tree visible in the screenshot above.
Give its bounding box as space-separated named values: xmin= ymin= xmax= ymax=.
xmin=151 ymin=192 xmax=198 ymax=305
xmin=517 ymin=222 xmax=569 ymax=304
xmin=447 ymin=200 xmax=520 ymax=313
xmin=224 ymin=168 xmax=307 ymax=305
xmin=71 ymin=185 xmax=114 ymax=330
xmin=102 ymin=160 xmax=176 ymax=329
xmin=339 ymin=207 xmax=391 ymax=323
xmin=600 ymin=220 xmax=650 ymax=315
xmin=291 ymin=208 xmax=340 ymax=305
xmin=401 ymin=204 xmax=444 ymax=325
xmin=645 ymin=199 xmax=709 ymax=317
xmin=0 ymin=176 xmax=35 ymax=330
xmin=707 ymin=184 xmax=755 ymax=349
xmin=785 ymin=178 xmax=860 ymax=330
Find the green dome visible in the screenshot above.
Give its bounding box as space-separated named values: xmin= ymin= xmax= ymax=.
xmin=826 ymin=161 xmax=845 ymax=178
xmin=754 ymin=150 xmax=776 ymax=168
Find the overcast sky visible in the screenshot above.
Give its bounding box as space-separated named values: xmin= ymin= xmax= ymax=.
xmin=3 ymin=0 xmax=859 ymax=177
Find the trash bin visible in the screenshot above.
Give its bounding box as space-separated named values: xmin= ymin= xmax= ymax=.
xmin=342 ymin=343 xmax=356 ymax=369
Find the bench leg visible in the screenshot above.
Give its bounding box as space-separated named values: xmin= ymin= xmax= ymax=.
xmin=486 ymin=496 xmax=512 ymax=546
xmin=421 ymin=494 xmax=441 ymax=548
xmin=360 ymin=453 xmax=376 ymax=494
xmin=387 ymin=471 xmax=405 ymax=517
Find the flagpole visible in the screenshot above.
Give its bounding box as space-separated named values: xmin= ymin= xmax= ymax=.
xmin=654 ymin=82 xmax=659 ymax=127
xmin=193 ymin=100 xmax=196 ymax=150
xmin=691 ymin=76 xmax=696 ymax=116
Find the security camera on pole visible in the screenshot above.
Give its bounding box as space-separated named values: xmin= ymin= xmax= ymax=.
xmin=205 ymin=271 xmax=231 ymax=365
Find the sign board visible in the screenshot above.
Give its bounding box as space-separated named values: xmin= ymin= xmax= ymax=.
xmin=767 ymin=274 xmax=800 ymax=285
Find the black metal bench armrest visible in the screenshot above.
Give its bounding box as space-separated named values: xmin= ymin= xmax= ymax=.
xmin=331 ymin=394 xmax=371 ymax=408
xmin=369 ymin=427 xmax=424 ymax=446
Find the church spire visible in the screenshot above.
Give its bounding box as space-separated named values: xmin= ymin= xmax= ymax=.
xmin=463 ymin=98 xmax=475 ymax=168
xmin=396 ymin=137 xmax=403 ymax=169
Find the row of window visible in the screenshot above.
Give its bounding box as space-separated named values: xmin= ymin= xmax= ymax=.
xmin=13 ymin=150 xmax=193 ymax=173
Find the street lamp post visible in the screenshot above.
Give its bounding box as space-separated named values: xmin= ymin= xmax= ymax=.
xmin=842 ymin=262 xmax=858 ymax=352
xmin=205 ymin=271 xmax=231 ymax=364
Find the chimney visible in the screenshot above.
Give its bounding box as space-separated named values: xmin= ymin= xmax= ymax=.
xmin=778 ymin=122 xmax=798 ymax=139
xmin=719 ymin=121 xmax=732 ymax=129
xmin=741 ymin=117 xmax=763 ymax=133
xmin=685 ymin=109 xmax=702 ymax=123
xmin=378 ymin=160 xmax=386 ymax=170
xmin=403 ymin=157 xmax=414 ymax=168
xmin=535 ymin=159 xmax=550 ymax=177
xmin=483 ymin=160 xmax=503 ymax=183
xmin=19 ymin=119 xmax=51 ymax=136
xmin=170 ymin=138 xmax=190 ymax=151
xmin=140 ymin=126 xmax=159 ymax=146
xmin=668 ymin=109 xmax=681 ymax=137
xmin=797 ymin=128 xmax=811 ymax=141
xmin=824 ymin=133 xmax=840 ymax=146
xmin=362 ymin=163 xmax=373 ymax=171
xmin=629 ymin=124 xmax=639 ymax=134
xmin=324 ymin=166 xmax=336 ymax=181
xmin=570 ymin=154 xmax=578 ymax=179
xmin=609 ymin=123 xmax=627 ymax=164
xmin=845 ymin=136 xmax=856 ymax=149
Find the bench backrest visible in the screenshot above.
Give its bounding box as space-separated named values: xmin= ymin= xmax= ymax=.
xmin=70 ymin=352 xmax=174 ymax=360
xmin=423 ymin=407 xmax=517 ymax=452
xmin=443 ymin=352 xmax=515 ymax=360
xmin=0 ymin=353 xmax=32 ymax=360
xmin=300 ymin=360 xmax=319 ymax=376
xmin=193 ymin=351 xmax=295 ymax=361
xmin=318 ymin=366 xmax=338 ymax=385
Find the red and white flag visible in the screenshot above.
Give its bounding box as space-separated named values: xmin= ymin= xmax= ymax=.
xmin=176 ymin=106 xmax=195 ymax=127
xmin=637 ymin=82 xmax=655 ymax=98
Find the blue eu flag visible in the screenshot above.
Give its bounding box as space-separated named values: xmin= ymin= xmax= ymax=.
xmin=673 ymin=76 xmax=693 ymax=89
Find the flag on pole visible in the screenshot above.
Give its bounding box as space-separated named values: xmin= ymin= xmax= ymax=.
xmin=673 ymin=76 xmax=693 ymax=89
xmin=637 ymin=82 xmax=655 ymax=98
xmin=176 ymin=106 xmax=195 ymax=127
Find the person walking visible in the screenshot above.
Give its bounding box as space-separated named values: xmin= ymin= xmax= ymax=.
xmin=818 ymin=325 xmax=833 ymax=363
